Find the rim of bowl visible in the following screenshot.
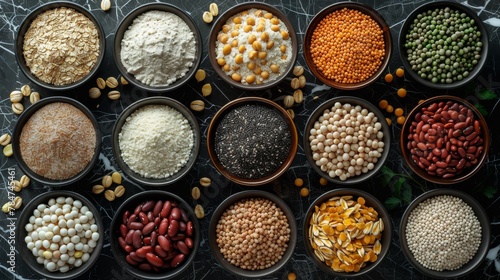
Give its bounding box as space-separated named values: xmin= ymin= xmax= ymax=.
xmin=304 ymin=96 xmax=391 ymax=185
xmin=111 ymin=96 xmax=201 ymax=187
xmin=109 ymin=190 xmax=201 ymax=279
xmin=398 ymin=1 xmax=489 ymax=90
xmin=303 ymin=188 xmax=392 ymax=277
xmin=15 ymin=1 xmax=106 ymax=91
xmin=208 ymin=2 xmax=298 ymax=91
xmin=399 ymin=95 xmax=490 ymax=184
xmin=206 ymin=97 xmax=298 ymax=186
xmin=113 ymin=3 xmax=202 ymax=92
xmin=399 ymin=188 xmax=491 ymax=278
xmin=208 ymin=190 xmax=297 ymax=278
xmin=12 ymin=96 xmax=102 ymax=187
xmin=15 ymin=190 xmax=104 ymax=279
xmin=303 ymin=2 xmax=392 ymax=90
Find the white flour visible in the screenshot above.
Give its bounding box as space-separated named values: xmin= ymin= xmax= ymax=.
xmin=121 ymin=11 xmax=196 ymax=87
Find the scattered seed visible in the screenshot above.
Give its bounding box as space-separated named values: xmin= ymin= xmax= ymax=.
xmin=114 ymin=185 xmax=125 ymax=198
xmin=13 ymin=196 xmax=22 ymax=209
xmin=108 ymin=90 xmax=121 ymax=100
xmin=293 ymin=89 xmax=303 ymax=104
xmin=202 ymin=83 xmax=212 ymax=96
xmin=106 ymin=77 xmax=118 ymax=88
xmin=286 ymin=108 xmax=295 ymax=119
xmin=195 ymin=204 xmax=205 ymax=219
xmin=190 ymin=100 xmax=205 ymax=111
xmin=104 ymin=189 xmax=115 ymax=201
xmin=3 ymin=144 xmax=13 ymax=157
xmin=395 ymin=68 xmax=404 ymax=78
xmin=288 ymin=272 xmax=297 ymax=280
xmin=120 ymin=76 xmax=129 ymax=85
xmin=0 ymin=133 xmax=11 ymax=146
xmin=283 ymin=95 xmax=294 ymax=109
xmin=298 ymin=75 xmax=306 ymax=88
xmin=313 ymin=96 xmax=319 ymax=101
xmin=92 ymin=185 xmax=105 ymax=194
xmin=319 ymin=177 xmax=328 ymax=186
xmin=384 ymin=73 xmax=393 ymax=83
xmin=385 ymin=117 xmax=392 ymax=126
xmin=111 ymin=171 xmax=122 ymax=184
xmin=2 ymin=202 xmax=12 ymax=213
xmin=89 ymin=87 xmax=101 ymax=99
xmin=192 ymin=187 xmax=201 ymax=200
xmin=96 ymin=77 xmax=106 ymax=89
xmin=12 ymin=103 xmax=24 ymax=114
xmin=12 ymin=180 xmax=22 ymax=192
xmin=200 ymin=177 xmax=211 ymax=187
xmin=293 ymin=66 xmax=304 ymax=77
xmin=102 ymin=175 xmax=112 ymax=188
xmin=294 ymin=178 xmax=304 ymax=187
xmin=397 ymin=115 xmax=406 ymax=125
xmin=203 ymin=11 xmax=213 ymax=23
xmin=300 ymin=187 xmax=309 ymax=197
xmin=21 ymin=85 xmax=31 ymax=96
xmin=195 ymin=69 xmax=206 ymax=82
xmin=397 ymin=88 xmax=407 ymax=98
xmin=101 ymin=0 xmax=111 ymax=12
xmin=290 ymin=77 xmax=300 ymax=89
xmin=29 ymin=92 xmax=40 ymax=104
xmin=10 ymin=90 xmax=23 ymax=103
xmin=209 ymin=3 xmax=219 ymax=16
xmin=20 ymin=175 xmax=31 ymax=188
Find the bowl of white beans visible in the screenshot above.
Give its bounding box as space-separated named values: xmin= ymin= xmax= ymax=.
xmin=304 ymin=96 xmax=391 ymax=184
xmin=16 ymin=190 xmax=104 ymax=279
xmin=399 ymin=188 xmax=490 ymax=278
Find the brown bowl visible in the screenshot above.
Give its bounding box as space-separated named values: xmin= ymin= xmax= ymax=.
xmin=400 ymin=95 xmax=490 ymax=184
xmin=208 ymin=2 xmax=298 ymax=91
xmin=303 ymin=2 xmax=392 ymax=90
xmin=207 ymin=97 xmax=298 ymax=186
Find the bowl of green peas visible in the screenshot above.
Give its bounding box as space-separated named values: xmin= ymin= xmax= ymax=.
xmin=399 ymin=1 xmax=488 ymax=89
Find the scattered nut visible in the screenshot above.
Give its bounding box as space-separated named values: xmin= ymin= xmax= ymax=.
xmin=290 ymin=77 xmax=300 ymax=90
xmin=3 ymin=144 xmax=13 ymax=157
xmin=283 ymin=95 xmax=294 ymax=109
xmin=200 ymin=177 xmax=211 ymax=187
xmin=10 ymin=90 xmax=23 ymax=103
xmin=300 ymin=187 xmax=309 ymax=197
xmin=313 ymin=95 xmax=319 ymax=101
xmin=21 ymin=85 xmax=31 ymax=96
xmin=120 ymin=76 xmax=129 ymax=85
xmin=104 ymin=189 xmax=115 ymax=201
xmin=89 ymin=87 xmax=101 ymax=99
xmin=319 ymin=177 xmax=328 ymax=186
xmin=293 ymin=89 xmax=303 ymax=104
xmin=286 ymin=108 xmax=295 ymax=119
xmin=292 ymin=66 xmax=304 ymax=77
xmin=209 ymin=3 xmax=219 ymax=16
xmin=96 ymin=77 xmax=106 ymax=89
xmin=102 ymin=175 xmax=112 ymax=188
xmin=195 ymin=69 xmax=206 ymax=82
xmin=114 ymin=185 xmax=125 ymax=198
xmin=13 ymin=196 xmax=22 ymax=209
xmin=12 ymin=180 xmax=22 ymax=192
xmin=191 ymin=187 xmax=201 ymax=200
xmin=288 ymin=272 xmax=297 ymax=280
xmin=29 ymin=92 xmax=40 ymax=104
xmin=194 ymin=204 xmax=205 ymax=219
xmin=202 ymin=83 xmax=212 ymax=97
xmin=203 ymin=11 xmax=213 ymax=23
xmin=111 ymin=171 xmax=122 ymax=184
xmin=20 ymin=175 xmax=30 ymax=188
xmin=108 ymin=90 xmax=121 ymax=100
xmin=101 ymin=0 xmax=111 ymax=11
xmin=190 ymin=100 xmax=205 ymax=111
xmin=0 ymin=133 xmax=11 ymax=146
xmin=298 ymin=75 xmax=306 ymax=88
xmin=12 ymin=103 xmax=24 ymax=114
xmin=2 ymin=202 xmax=12 ymax=213
xmin=92 ymin=185 xmax=105 ymax=194
xmin=106 ymin=77 xmax=118 ymax=88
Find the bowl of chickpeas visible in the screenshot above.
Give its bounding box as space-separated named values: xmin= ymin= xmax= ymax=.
xmin=304 ymin=96 xmax=391 ymax=185
xmin=399 ymin=1 xmax=489 ymax=89
xmin=303 ymin=2 xmax=392 ymax=90
xmin=208 ymin=2 xmax=298 ymax=90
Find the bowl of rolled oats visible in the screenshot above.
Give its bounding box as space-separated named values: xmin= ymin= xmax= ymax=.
xmin=15 ymin=1 xmax=105 ymax=91
xmin=303 ymin=188 xmax=391 ymax=277
xmin=208 ymin=2 xmax=298 ymax=90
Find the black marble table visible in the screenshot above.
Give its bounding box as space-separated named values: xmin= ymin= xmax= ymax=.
xmin=1 ymin=0 xmax=499 ymax=279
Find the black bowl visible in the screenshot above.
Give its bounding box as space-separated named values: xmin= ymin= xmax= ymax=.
xmin=304 ymin=96 xmax=390 ymax=185
xmin=112 ymin=96 xmax=200 ymax=187
xmin=399 ymin=1 xmax=489 ymax=89
xmin=109 ymin=190 xmax=200 ymax=279
xmin=114 ymin=3 xmax=202 ymax=92
xmin=399 ymin=189 xmax=491 ymax=278
xmin=15 ymin=1 xmax=105 ymax=91
xmin=16 ymin=190 xmax=104 ymax=279
xmin=208 ymin=190 xmax=297 ymax=278
xmin=12 ymin=97 xmax=102 ymax=187
xmin=303 ymin=188 xmax=392 ymax=277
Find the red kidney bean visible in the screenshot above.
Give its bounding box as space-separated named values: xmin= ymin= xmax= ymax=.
xmin=143 ymin=237 xmax=151 ymax=245
xmin=122 ymin=210 xmax=130 ymax=225
xmin=142 ymin=201 xmax=155 ymax=213
xmin=142 ymin=222 xmax=155 ymax=235
xmin=127 ymin=214 xmax=137 ymax=228
xmin=138 ymin=263 xmax=152 ymax=271
xmin=129 ymin=222 xmax=144 ymax=230
xmin=161 ymin=201 xmax=172 ymax=218
xmin=155 ymin=245 xmax=168 ymax=258
xmin=158 ymin=235 xmax=172 ymax=252
xmin=133 ymin=230 xmax=143 ymax=249
xmin=125 ymin=229 xmax=134 ymax=244
xmin=168 ymin=220 xmax=179 ymax=237
xmin=134 ymin=204 xmax=143 ymax=216
xmin=153 ymin=200 xmax=163 ymax=217
xmin=186 ymin=221 xmax=194 ymax=236
xmin=146 ymin=253 xmax=164 ymax=267
xmin=171 ymin=234 xmax=186 ymax=241
xmin=466 ymin=131 xmax=477 ymax=141
xmin=179 ymin=221 xmax=187 ymax=232
xmin=158 ymin=219 xmax=169 ymax=236
xmin=120 ymin=224 xmax=128 ymax=238
xmin=135 ymin=245 xmax=153 ymax=258
xmin=126 ymin=255 xmax=139 ymax=266
xmin=154 ymin=217 xmax=161 ymax=227
xmin=150 ymin=231 xmax=157 ymax=247
xmin=170 ymin=254 xmax=186 ymax=268
xmin=118 ymin=237 xmax=128 ymax=251
xmin=170 ymin=208 xmax=181 ymax=221
xmin=139 ymin=212 xmax=149 ymax=225
xmin=180 ymin=209 xmax=189 ymax=223
xmin=185 ymin=237 xmax=194 ymax=249
xmin=177 ymin=241 xmax=189 ymax=255
xmin=129 ymin=252 xmax=145 ymax=263
xmin=124 ymin=245 xmax=133 ymax=253
xmin=147 ymin=211 xmax=154 ymax=222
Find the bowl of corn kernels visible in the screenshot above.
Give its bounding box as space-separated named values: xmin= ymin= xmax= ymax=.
xmin=208 ymin=2 xmax=298 ymax=90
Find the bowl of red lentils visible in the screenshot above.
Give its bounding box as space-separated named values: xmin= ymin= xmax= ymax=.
xmin=303 ymin=188 xmax=392 ymax=277
xmin=304 ymin=96 xmax=391 ymax=185
xmin=400 ymin=95 xmax=490 ymax=184
xmin=208 ymin=190 xmax=297 ymax=278
xmin=15 ymin=1 xmax=105 ymax=91
xmin=303 ymin=2 xmax=392 ymax=90
xmin=399 ymin=1 xmax=489 ymax=90
xmin=399 ymin=188 xmax=490 ymax=278
xmin=207 ymin=97 xmax=298 ymax=186
xmin=208 ymin=2 xmax=298 ymax=90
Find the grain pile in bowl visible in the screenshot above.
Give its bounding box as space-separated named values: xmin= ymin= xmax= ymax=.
xmin=120 ymin=10 xmax=196 ymax=87
xmin=215 ymin=197 xmax=291 ymax=270
xmin=309 ymin=8 xmax=385 ymax=84
xmin=118 ymin=105 xmax=194 ymax=179
xmin=308 ymin=102 xmax=385 ymax=181
xmin=215 ymin=8 xmax=293 ymax=85
xmin=19 ymin=102 xmax=96 ymax=180
xmin=23 ymin=7 xmax=100 ymax=85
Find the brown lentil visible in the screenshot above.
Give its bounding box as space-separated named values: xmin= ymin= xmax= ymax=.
xmin=310 ymin=8 xmax=385 ymax=84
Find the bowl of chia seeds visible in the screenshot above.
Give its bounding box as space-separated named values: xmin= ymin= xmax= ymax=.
xmin=399 ymin=188 xmax=491 ymax=278
xmin=399 ymin=1 xmax=489 ymax=89
xmin=207 ymin=97 xmax=298 ymax=186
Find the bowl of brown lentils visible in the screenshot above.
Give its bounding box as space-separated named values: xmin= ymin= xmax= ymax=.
xmin=208 ymin=190 xmax=297 ymax=278
xmin=399 ymin=188 xmax=490 ymax=278
xmin=15 ymin=1 xmax=105 ymax=91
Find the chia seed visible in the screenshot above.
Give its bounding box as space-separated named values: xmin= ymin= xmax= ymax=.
xmin=215 ymin=104 xmax=291 ymax=179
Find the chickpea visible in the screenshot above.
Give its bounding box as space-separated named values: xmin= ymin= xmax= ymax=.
xmin=260 ymin=31 xmax=269 ymax=41
xmin=248 ymin=50 xmax=258 ymax=60
xmin=271 ymin=18 xmax=280 ymax=25
xmin=222 ymin=24 xmax=231 ymax=33
xmin=246 ymin=17 xmax=255 ymax=25
xmin=254 ymin=66 xmax=262 ymax=75
xmin=231 ymin=73 xmax=242 ymax=82
xmin=246 ymin=74 xmax=256 ymax=84
xmin=280 ymin=45 xmax=287 ymax=53
xmin=270 ymin=64 xmax=279 ymax=73
xmin=217 ymin=57 xmax=226 ymax=66
xmin=235 ymin=54 xmax=243 ymax=64
xmin=238 ymin=45 xmax=246 ymax=53
xmin=232 ymin=16 xmax=242 ymax=24
xmin=252 ymin=41 xmax=262 ymax=51
xmin=280 ymin=30 xmax=289 ymax=39
xmin=258 ymin=51 xmax=267 ymax=59
xmin=266 ymin=40 xmax=275 ymax=50
xmin=247 ymin=62 xmax=256 ymax=70
xmin=256 ymin=23 xmax=265 ymax=32
xmin=243 ymin=25 xmax=253 ymax=33
xmin=261 ymin=71 xmax=270 ymax=80
xmin=271 ymin=24 xmax=280 ymax=32
xmin=217 ymin=33 xmax=229 ymax=43
xmin=223 ymin=64 xmax=230 ymax=72
xmin=248 ymin=34 xmax=257 ymax=44
xmin=231 ymin=30 xmax=239 ymax=37
xmin=222 ymin=44 xmax=231 ymax=55
xmin=264 ymin=12 xmax=273 ymax=19
xmin=231 ymin=39 xmax=238 ymax=47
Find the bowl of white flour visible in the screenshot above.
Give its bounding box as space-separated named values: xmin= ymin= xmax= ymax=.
xmin=112 ymin=97 xmax=201 ymax=186
xmin=114 ymin=3 xmax=202 ymax=92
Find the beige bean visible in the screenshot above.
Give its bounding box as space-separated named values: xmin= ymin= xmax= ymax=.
xmin=3 ymin=144 xmax=13 ymax=157
xmin=191 ymin=187 xmax=201 ymax=200
xmin=287 ymin=109 xmax=295 ymax=119
xmin=194 ymin=204 xmax=205 ymax=219
xmin=92 ymin=185 xmax=105 ymax=194
xmin=89 ymin=87 xmax=101 ymax=99
xmin=293 ymin=89 xmax=303 ymax=104
xmin=209 ymin=3 xmax=219 ymax=16
xmin=102 ymin=175 xmax=113 ymax=188
xmin=0 ymin=133 xmax=11 ymax=146
xmin=105 ymin=190 xmax=115 ymax=201
xmin=112 ymin=171 xmax=122 ymax=184
xmin=114 ymin=185 xmax=125 ymax=198
xmin=106 ymin=77 xmax=118 ymax=88
xmin=202 ymin=83 xmax=212 ymax=97
xmin=200 ymin=177 xmax=211 ymax=187
xmin=120 ymin=76 xmax=129 ymax=85
xmin=96 ymin=77 xmax=106 ymax=89
xmin=12 ymin=180 xmax=22 ymax=192
xmin=190 ymin=100 xmax=205 ymax=111
xmin=21 ymin=85 xmax=31 ymax=96
xmin=2 ymin=202 xmax=12 ymax=213
xmin=13 ymin=196 xmax=22 ymax=209
xmin=20 ymin=175 xmax=30 ymax=188
xmin=12 ymin=103 xmax=24 ymax=114
xmin=108 ymin=90 xmax=121 ymax=100
xmin=203 ymin=11 xmax=213 ymax=23
xmin=283 ymin=95 xmax=294 ymax=109
xmin=29 ymin=92 xmax=40 ymax=104
xmin=10 ymin=90 xmax=22 ymax=103
xmin=293 ymin=66 xmax=304 ymax=76
xmin=290 ymin=78 xmax=299 ymax=90
xmin=298 ymin=75 xmax=306 ymax=88
xmin=195 ymin=69 xmax=206 ymax=82
xmin=101 ymin=0 xmax=111 ymax=11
